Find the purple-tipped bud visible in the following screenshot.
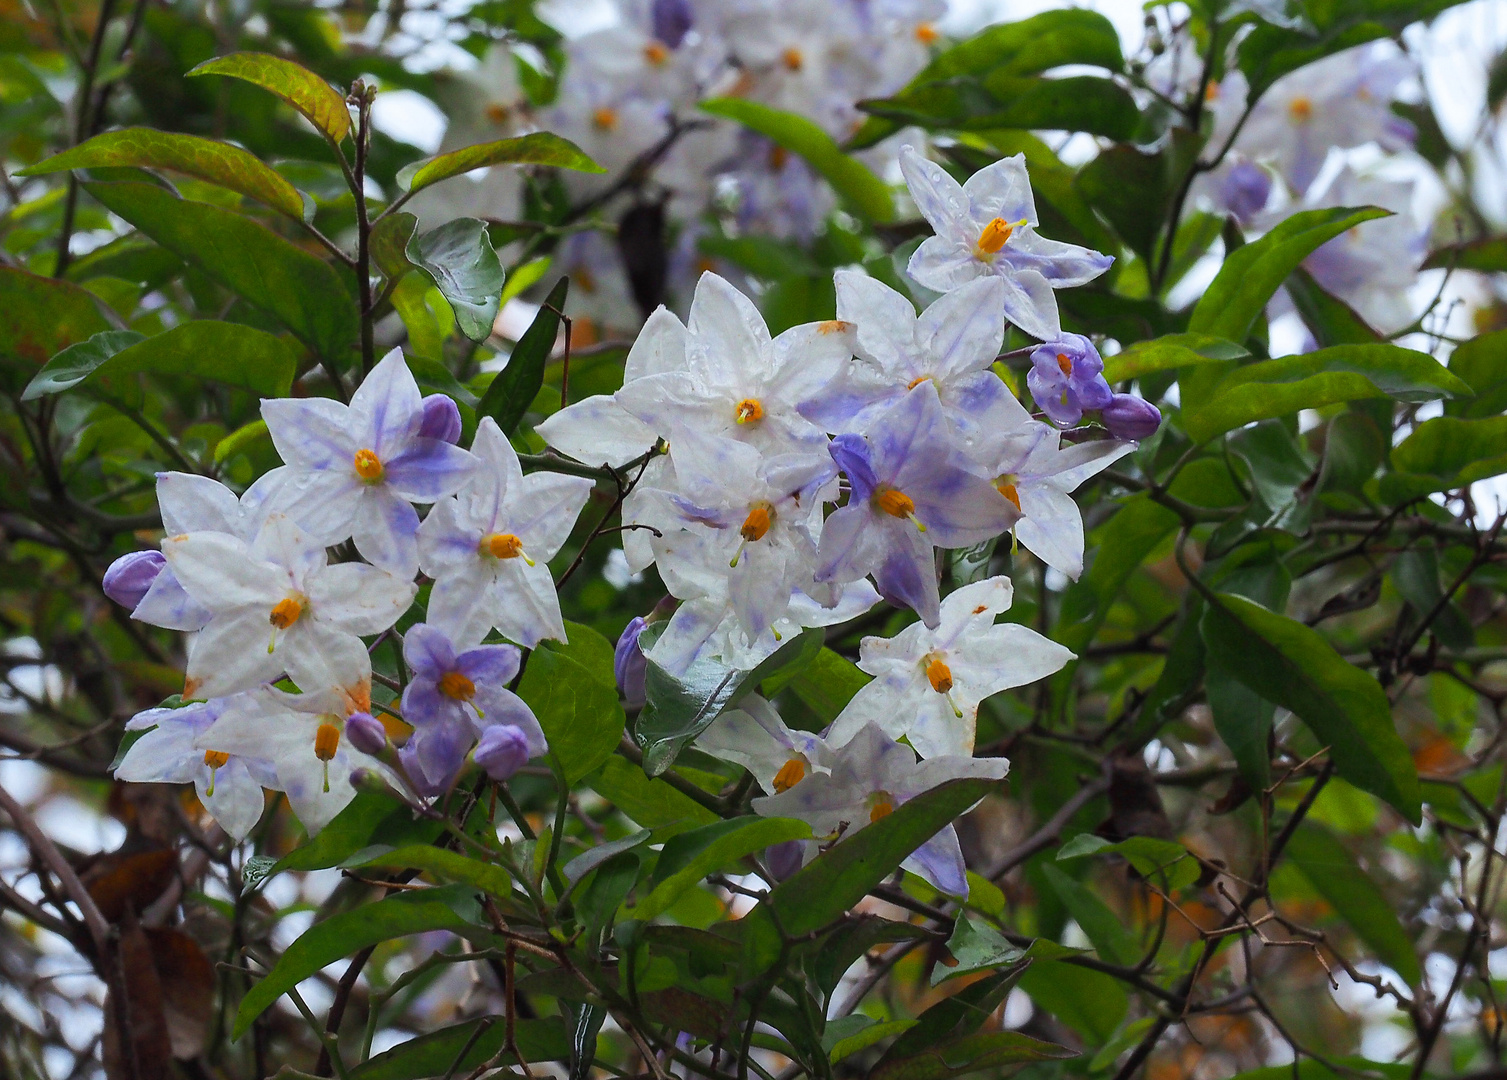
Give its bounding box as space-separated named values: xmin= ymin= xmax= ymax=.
xmin=103 ymin=550 xmax=166 ymax=609
xmin=766 ymin=839 xmax=805 ymax=882
xmin=419 ymin=394 xmax=463 ymax=444
xmin=345 ymin=711 xmax=389 ymax=756
xmin=614 ymin=617 xmax=649 ymax=710
xmin=650 ymin=0 xmax=693 ymax=48
xmin=349 ymin=768 xmax=394 ymax=796
xmin=1102 ymin=394 xmax=1163 ymax=442
xmin=474 ymin=724 xmax=531 ymax=781
xmin=1219 ymin=160 xmax=1272 ymax=225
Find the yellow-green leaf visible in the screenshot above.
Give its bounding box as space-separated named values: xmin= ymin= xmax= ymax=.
xmin=399 ymin=132 xmax=603 ymax=194
xmin=189 ymin=52 xmax=351 ymax=143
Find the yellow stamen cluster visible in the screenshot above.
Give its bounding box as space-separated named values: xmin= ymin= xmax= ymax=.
xmin=915 ymin=22 xmax=938 ymax=43
xmin=593 ymin=106 xmax=618 ymax=131
xmin=439 ymin=671 xmax=476 ymax=701
xmin=741 ymin=504 xmax=773 ymax=543
xmin=907 ymin=374 xmax=932 ymax=390
xmin=354 ymin=448 xmax=384 ymax=483
xmin=769 ymin=145 xmax=789 ymax=170
xmin=996 ymin=478 xmax=1022 ymax=512
xmin=773 ymin=758 xmax=806 ymax=793
xmin=734 ymin=398 xmax=764 ymax=424
xmin=203 ymin=750 xmax=229 ymax=795
xmin=1288 ymin=96 xmax=1313 ymax=122
xmin=270 ymin=597 xmax=303 ymax=629
xmin=782 ymin=47 xmax=804 ymax=71
xmin=314 ymin=721 xmax=341 ymax=792
xmin=874 ymin=488 xmax=924 ymax=532
xmin=869 ymin=797 xmax=895 ymax=823
xmin=926 ymin=656 xmax=954 ymax=694
xmin=1056 ymin=352 xmax=1073 ymax=376
xmin=975 ymin=217 xmax=1016 ymax=258
xmin=644 ymin=41 xmax=669 ymax=65
xmin=485 ymin=102 xmax=511 ymax=125
xmin=482 ymin=532 xmax=529 ymax=563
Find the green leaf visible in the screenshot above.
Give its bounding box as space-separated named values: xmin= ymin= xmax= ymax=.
xmin=860 ymin=75 xmax=1138 ymax=143
xmin=1283 ymin=823 xmax=1422 ymax=986
xmin=23 ymin=321 xmax=297 ymax=401
xmin=407 ymin=219 xmax=505 ymax=342
xmin=1229 ymin=1057 xmax=1411 ymax=1080
xmin=1188 ymin=207 xmax=1390 ymax=345
xmin=1379 ymin=415 xmax=1507 ymax=502
xmin=699 ymin=98 xmax=894 ymax=225
xmin=344 ymin=844 xmax=515 ymax=899
xmin=85 ymin=181 xmax=357 ymax=361
xmin=271 ymin=793 xmax=443 ymax=876
xmin=634 ymin=816 xmax=810 ymax=923
xmin=1424 ymin=237 xmax=1507 ymax=273
xmin=1287 ymin=267 xmax=1382 ymax=348
xmin=848 ymin=9 xmax=1123 ymax=148
xmin=1445 ymin=329 xmax=1507 ymax=418
xmin=868 ymin=1030 xmax=1076 ymax=1080
xmin=1184 ymin=344 xmax=1470 ymax=444
xmin=1204 ymin=663 xmax=1274 ymax=790
xmin=1101 ymin=333 xmax=1248 ymax=383
xmin=1039 ymin=864 xmax=1139 ymax=966
xmin=587 ymin=756 xmax=719 ymax=838
xmin=517 ymin=644 xmax=625 ymax=786
xmin=22 ymin=128 xmax=305 ymax=220
xmin=399 ymin=132 xmax=603 ymax=193
xmin=0 ymin=267 xmax=113 ymax=375
xmin=188 ymin=52 xmax=352 ymax=143
xmin=234 ymin=885 xmax=488 ymax=1037
xmin=1016 ymin=961 xmax=1126 ymax=1044
xmin=783 ymin=647 xmax=871 ymax=725
xmin=351 ymin=1018 xmax=571 ymax=1080
xmin=932 ymin=916 xmax=1083 ymax=985
xmin=478 ymin=276 xmax=568 ymax=435
xmin=1200 ymin=593 xmax=1421 ymax=823
xmin=1054 ymin=495 xmax=1180 ymax=655
xmin=828 ymin=1020 xmax=916 ymax=1064
xmin=1057 ymin=834 xmax=1200 ymax=891
xmin=741 ymin=778 xmax=1001 ymax=975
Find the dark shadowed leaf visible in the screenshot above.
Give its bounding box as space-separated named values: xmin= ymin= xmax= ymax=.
xmin=478 ymin=276 xmax=568 ymax=435
xmin=0 ymin=268 xmax=113 ymax=375
xmin=634 ymin=816 xmax=809 ymax=922
xmin=350 ymin=1017 xmax=572 ymax=1080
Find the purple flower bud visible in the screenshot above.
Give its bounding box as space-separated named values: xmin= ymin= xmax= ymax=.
xmin=474 ymin=724 xmax=531 ymax=781
xmin=614 ymin=617 xmax=649 ymax=709
xmin=766 ymin=839 xmax=805 ymax=882
xmin=102 ymin=550 xmax=166 ymax=609
xmin=419 ymin=394 xmax=463 ymax=444
xmin=345 ymin=711 xmax=389 ymax=756
xmin=650 ymin=0 xmax=693 ymax=48
xmin=1219 ymin=160 xmax=1272 ymax=225
xmin=1101 ymin=394 xmax=1163 ymax=442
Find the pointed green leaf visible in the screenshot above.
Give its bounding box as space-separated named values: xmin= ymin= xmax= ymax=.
xmin=344 ymin=844 xmax=515 ymax=899
xmin=0 ymin=267 xmax=113 ymax=375
xmin=351 ymin=1018 xmax=571 ymax=1080
xmin=407 ymin=218 xmax=505 ymax=342
xmin=517 ymin=641 xmax=625 ymax=786
xmin=22 ymin=128 xmax=306 ymax=220
xmin=399 ymin=132 xmax=603 ymax=193
xmin=633 ymin=816 xmax=810 ymax=923
xmin=1101 ymin=333 xmax=1248 ymax=383
xmin=869 ymin=1030 xmax=1076 ymax=1080
xmin=1379 ymin=415 xmax=1507 ymax=502
xmin=478 ymin=276 xmax=568 ymax=435
xmin=189 ymin=52 xmax=351 ymax=143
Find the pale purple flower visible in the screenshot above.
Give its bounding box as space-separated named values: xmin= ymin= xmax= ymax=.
xmin=1026 ymin=334 xmax=1114 ymax=428
xmin=344 ymin=711 xmax=389 ymax=756
xmin=815 ymin=382 xmax=1017 ymax=627
xmin=419 ymin=394 xmax=463 ymax=444
xmin=1102 ymin=394 xmax=1163 ymax=442
xmin=615 ymin=616 xmax=649 ymax=709
xmin=899 ymin=145 xmax=1112 ymax=341
xmin=399 ymin=623 xmax=545 ymax=793
xmin=474 ymin=725 xmax=532 ymax=781
xmin=103 ymin=550 xmax=166 ymax=609
xmin=262 ymin=349 xmax=478 ymax=577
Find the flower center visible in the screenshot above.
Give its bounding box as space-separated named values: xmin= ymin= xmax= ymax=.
xmin=995 ymin=477 xmax=1022 ymax=511
xmin=439 ymin=670 xmax=476 ymax=701
xmin=907 ymin=374 xmax=932 ymax=390
xmin=782 ymin=46 xmax=803 ymax=71
xmin=773 ymin=757 xmax=806 ymax=793
xmin=353 ymin=448 xmax=384 ymax=483
xmin=915 ymin=21 xmax=938 ymax=43
xmin=734 ymin=398 xmax=764 ymax=424
xmin=572 ymin=267 xmax=598 ymax=294
xmin=975 ymin=217 xmax=1020 ymax=259
xmin=268 ymin=596 xmax=305 ymax=653
xmin=869 ymin=793 xmax=895 ymax=823
xmin=644 ymin=41 xmax=669 ymax=65
xmin=1288 ymin=96 xmax=1313 ymax=122
xmin=741 ymin=503 xmax=773 ymax=542
xmin=593 ymin=106 xmax=618 ymax=131
xmin=203 ymin=749 xmax=228 ymax=795
xmin=925 ymin=655 xmax=954 ymax=694
xmin=1204 ymin=79 xmax=1220 ymax=103
xmin=314 ymin=721 xmax=341 ymax=793
xmin=485 ymin=102 xmax=510 ymax=125
xmin=1057 ymin=352 xmax=1073 ymax=376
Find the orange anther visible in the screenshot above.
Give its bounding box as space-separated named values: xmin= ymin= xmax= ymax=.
xmin=734 ymin=398 xmax=764 ymax=424
xmin=314 ymin=722 xmax=341 ymax=762
xmin=484 ymin=533 xmax=525 ymax=559
xmin=975 ymin=217 xmax=1014 ymax=256
xmin=773 ymin=758 xmax=806 ymax=793
xmin=439 ymin=671 xmax=476 ymax=701
xmin=741 ymin=504 xmax=773 ymax=543
xmin=875 ymin=488 xmax=916 ymax=519
xmin=926 ymin=656 xmax=954 ymax=694
xmin=270 ymin=597 xmax=303 ymax=630
xmin=354 ymin=448 xmax=383 ymax=482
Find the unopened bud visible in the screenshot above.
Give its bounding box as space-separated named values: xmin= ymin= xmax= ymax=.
xmin=103 ymin=550 xmax=166 ymax=609
xmin=348 ymin=767 xmax=395 ymax=796
xmin=766 ymin=839 xmax=805 ymax=882
xmin=474 ymin=724 xmax=531 ymax=781
xmin=650 ymin=0 xmax=693 ymax=48
xmin=1101 ymin=394 xmax=1163 ymax=442
xmin=419 ymin=394 xmax=463 ymax=444
xmin=614 ymin=617 xmax=649 ymax=709
xmin=345 ymin=711 xmax=388 ymax=756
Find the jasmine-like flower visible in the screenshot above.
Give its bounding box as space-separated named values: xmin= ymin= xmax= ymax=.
xmin=418 ymin=417 xmax=595 ymax=649
xmin=262 ymin=349 xmax=477 ymax=576
xmin=804 ymin=271 xmax=1009 ymax=455
xmin=398 ymin=623 xmax=546 ymax=793
xmin=697 ymin=693 xmax=834 ymax=795
xmin=815 ymin=382 xmax=1017 ymax=627
xmin=899 ymin=145 xmax=1112 ymax=341
xmin=826 ymin=577 xmax=1073 ymax=757
xmin=162 ymin=513 xmax=416 ymax=708
xmin=114 ymin=698 xmax=276 ymax=841
xmin=751 ymin=722 xmax=1009 ymax=897
xmin=1025 ymin=333 xmax=1114 ymax=428
xmin=196 ymin=686 xmax=384 ymax=836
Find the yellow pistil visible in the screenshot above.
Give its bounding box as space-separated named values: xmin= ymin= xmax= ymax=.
xmin=644 ymin=40 xmax=669 ymax=65
xmin=975 ymin=217 xmax=1023 ymax=260
xmin=874 ymin=487 xmax=926 ymax=533
xmin=439 ymin=671 xmax=476 ymax=701
xmin=203 ymin=750 xmax=229 ymax=796
xmin=354 ymin=448 xmax=383 ymax=483
xmin=1288 ymin=96 xmax=1313 ymax=122
xmin=869 ymin=796 xmax=895 ymax=823
xmin=314 ymin=721 xmax=341 ymax=793
xmin=773 ymin=757 xmax=806 ymax=793
xmin=593 ymin=106 xmax=618 ymax=131
xmin=734 ymin=398 xmax=764 ymax=424
xmin=915 ymin=22 xmax=938 ymax=43
xmin=268 ymin=595 xmax=304 ymax=653
xmin=481 ymin=532 xmax=534 ymax=566
xmin=782 ymin=46 xmax=803 ymax=71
